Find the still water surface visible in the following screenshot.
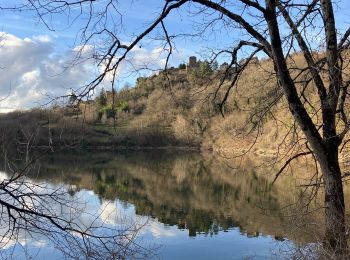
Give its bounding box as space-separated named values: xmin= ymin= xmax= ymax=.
xmin=1 ymin=150 xmax=313 ymax=259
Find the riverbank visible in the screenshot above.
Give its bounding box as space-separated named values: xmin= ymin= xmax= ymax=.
xmin=28 ymin=144 xmax=201 ymax=151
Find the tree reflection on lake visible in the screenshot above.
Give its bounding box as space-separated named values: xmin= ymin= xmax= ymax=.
xmin=0 ymin=150 xmax=324 ymax=259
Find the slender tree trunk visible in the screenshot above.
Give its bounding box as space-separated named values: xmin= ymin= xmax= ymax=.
xmin=319 ymin=145 xmax=348 ymax=256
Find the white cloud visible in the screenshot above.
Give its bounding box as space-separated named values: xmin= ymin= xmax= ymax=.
xmin=0 ymin=32 xmax=95 ymax=112
xmin=0 ymin=32 xmax=188 ymax=112
xmin=32 ymin=34 xmax=52 ymax=43
xmin=146 ymin=220 xmax=178 ymax=238
xmin=98 ymin=44 xmax=171 ymax=86
xmin=99 ymin=200 xmax=121 ymax=225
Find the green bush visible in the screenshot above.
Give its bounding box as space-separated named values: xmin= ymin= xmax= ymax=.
xmin=117 ymin=101 xmax=129 ymax=113
xmin=105 ymin=105 xmax=116 ymax=119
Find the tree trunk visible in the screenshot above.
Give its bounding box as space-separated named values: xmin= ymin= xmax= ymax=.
xmin=264 ymin=0 xmax=347 ymax=255
xmin=320 ymin=146 xmax=348 ymax=256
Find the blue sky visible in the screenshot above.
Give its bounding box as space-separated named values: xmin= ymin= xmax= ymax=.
xmin=0 ymin=0 xmax=349 ymax=112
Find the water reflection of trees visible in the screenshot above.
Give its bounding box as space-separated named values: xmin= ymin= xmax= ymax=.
xmin=22 ymin=151 xmax=319 ymax=243
xmin=0 ymin=154 xmax=154 ymax=259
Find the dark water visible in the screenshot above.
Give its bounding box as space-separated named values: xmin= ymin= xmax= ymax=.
xmin=0 ymin=150 xmax=317 ymax=259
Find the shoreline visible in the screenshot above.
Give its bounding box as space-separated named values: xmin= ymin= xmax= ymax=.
xmin=25 ymin=145 xmax=202 ymax=151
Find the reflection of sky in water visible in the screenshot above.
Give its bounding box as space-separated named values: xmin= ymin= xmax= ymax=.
xmin=1 ymin=183 xmax=292 ymax=260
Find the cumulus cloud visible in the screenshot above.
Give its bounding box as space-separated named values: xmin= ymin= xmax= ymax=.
xmin=0 ymin=32 xmax=96 ymax=112
xmin=99 ymin=200 xmax=121 ymax=225
xmin=146 ymin=220 xmax=178 ymax=238
xmin=99 ymin=44 xmax=177 ymax=85
xmin=0 ymin=32 xmax=187 ymax=112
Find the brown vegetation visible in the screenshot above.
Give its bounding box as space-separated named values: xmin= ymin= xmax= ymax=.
xmin=1 ymin=52 xmax=349 ymax=161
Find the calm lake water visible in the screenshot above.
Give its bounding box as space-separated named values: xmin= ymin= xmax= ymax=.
xmin=0 ymin=150 xmax=321 ymax=259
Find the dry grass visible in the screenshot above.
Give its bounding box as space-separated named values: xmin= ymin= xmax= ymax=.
xmin=1 ymin=50 xmax=349 ymax=153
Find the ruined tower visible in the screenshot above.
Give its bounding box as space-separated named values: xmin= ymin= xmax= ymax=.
xmin=188 ymin=56 xmax=197 ymax=67
xmin=187 ymin=56 xmax=199 ymax=72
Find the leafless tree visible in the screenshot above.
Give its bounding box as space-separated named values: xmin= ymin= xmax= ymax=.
xmin=2 ymin=0 xmax=350 ymax=257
